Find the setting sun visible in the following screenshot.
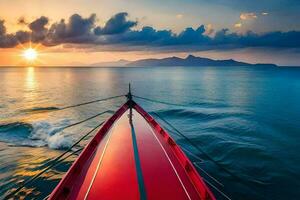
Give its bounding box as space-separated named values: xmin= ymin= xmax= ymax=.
xmin=23 ymin=48 xmax=38 ymax=61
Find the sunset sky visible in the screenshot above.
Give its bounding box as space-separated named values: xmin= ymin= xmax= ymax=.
xmin=0 ymin=0 xmax=300 ymax=66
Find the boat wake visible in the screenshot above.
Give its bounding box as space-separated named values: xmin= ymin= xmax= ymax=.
xmin=0 ymin=121 xmax=73 ymax=149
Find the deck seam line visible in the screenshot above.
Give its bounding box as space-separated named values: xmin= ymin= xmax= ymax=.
xmin=130 ymin=120 xmax=147 ymax=200
xmin=83 ymin=124 xmax=115 ymax=200
xmin=145 ymin=122 xmax=192 ymax=200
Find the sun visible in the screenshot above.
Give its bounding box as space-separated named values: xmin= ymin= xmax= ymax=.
xmin=23 ymin=48 xmax=38 ymax=61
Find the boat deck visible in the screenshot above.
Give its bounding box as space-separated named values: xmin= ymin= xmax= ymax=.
xmin=49 ymin=102 xmax=214 ymax=200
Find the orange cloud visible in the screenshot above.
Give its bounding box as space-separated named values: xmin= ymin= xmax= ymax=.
xmin=240 ymin=13 xmax=257 ymax=20
xmin=234 ymin=23 xmax=242 ymax=28
xmin=176 ymin=14 xmax=183 ymax=19
xmin=204 ymin=24 xmax=214 ymax=35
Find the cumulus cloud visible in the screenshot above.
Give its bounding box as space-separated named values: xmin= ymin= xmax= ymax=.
xmin=176 ymin=25 xmax=209 ymax=44
xmin=29 ymin=16 xmax=49 ymax=42
xmin=29 ymin=16 xmax=49 ymax=32
xmin=15 ymin=31 xmax=30 ymax=43
xmin=102 ymin=26 xmax=173 ymax=45
xmin=46 ymin=14 xmax=97 ymax=45
xmin=94 ymin=12 xmax=137 ymax=35
xmin=0 ymin=12 xmax=300 ymax=51
xmin=0 ymin=20 xmax=6 ymax=36
xmin=240 ymin=12 xmax=257 ymax=20
xmin=0 ymin=17 xmax=48 ymax=47
xmin=0 ymin=20 xmax=19 ymax=47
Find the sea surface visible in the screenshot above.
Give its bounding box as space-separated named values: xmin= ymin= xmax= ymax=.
xmin=0 ymin=66 xmax=299 ymax=200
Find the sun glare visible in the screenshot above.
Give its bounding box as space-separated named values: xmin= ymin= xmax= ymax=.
xmin=23 ymin=48 xmax=38 ymax=61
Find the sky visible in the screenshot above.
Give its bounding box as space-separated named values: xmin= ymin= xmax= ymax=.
xmin=0 ymin=0 xmax=300 ymax=66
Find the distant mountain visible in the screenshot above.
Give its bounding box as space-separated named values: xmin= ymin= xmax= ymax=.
xmin=90 ymin=59 xmax=130 ymax=67
xmin=90 ymin=55 xmax=277 ymax=67
xmin=127 ymin=55 xmax=277 ymax=67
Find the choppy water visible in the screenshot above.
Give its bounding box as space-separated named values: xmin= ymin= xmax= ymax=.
xmin=0 ymin=66 xmax=299 ymax=200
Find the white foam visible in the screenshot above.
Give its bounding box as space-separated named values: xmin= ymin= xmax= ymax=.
xmin=47 ymin=132 xmax=73 ymax=149
xmin=29 ymin=120 xmax=74 ymax=149
xmin=0 ymin=119 xmax=77 ymax=149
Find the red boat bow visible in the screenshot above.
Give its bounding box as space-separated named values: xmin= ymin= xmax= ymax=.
xmin=48 ymin=100 xmax=216 ymax=200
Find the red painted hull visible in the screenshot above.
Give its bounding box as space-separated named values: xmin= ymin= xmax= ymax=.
xmin=48 ymin=101 xmax=216 ymax=200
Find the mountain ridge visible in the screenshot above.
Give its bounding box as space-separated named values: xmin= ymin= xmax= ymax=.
xmin=127 ymin=55 xmax=277 ymax=67
xmin=90 ymin=55 xmax=277 ymax=67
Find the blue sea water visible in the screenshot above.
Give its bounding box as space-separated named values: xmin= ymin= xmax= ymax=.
xmin=0 ymin=66 xmax=299 ymax=200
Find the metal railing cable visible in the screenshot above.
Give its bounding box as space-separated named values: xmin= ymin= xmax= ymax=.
xmin=151 ymin=111 xmax=234 ymax=199
xmin=151 ymin=108 xmax=269 ymax=199
xmin=193 ymin=162 xmax=224 ymax=187
xmin=181 ymin=146 xmax=203 ymax=162
xmin=133 ymin=94 xmax=233 ymax=198
xmin=58 ymin=94 xmax=125 ymax=110
xmin=48 ymin=110 xmax=112 ymax=136
xmin=136 ymin=95 xmax=267 ymax=187
xmin=152 ymin=111 xmax=250 ymax=180
xmin=24 ymin=94 xmax=125 ymax=113
xmin=181 ymin=148 xmax=225 ymax=188
xmin=132 ymin=95 xmax=189 ymax=107
xmin=43 ymin=194 xmax=50 ymax=200
xmin=202 ymin=177 xmax=232 ymax=200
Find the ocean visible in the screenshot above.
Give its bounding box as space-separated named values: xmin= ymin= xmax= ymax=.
xmin=0 ymin=66 xmax=299 ymax=200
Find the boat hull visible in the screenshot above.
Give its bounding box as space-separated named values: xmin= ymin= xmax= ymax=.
xmin=48 ymin=101 xmax=215 ymax=200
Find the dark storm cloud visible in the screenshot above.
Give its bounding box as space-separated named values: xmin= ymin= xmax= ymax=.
xmin=242 ymin=31 xmax=300 ymax=48
xmin=99 ymin=26 xmax=173 ymax=45
xmin=29 ymin=16 xmax=49 ymax=32
xmin=102 ymin=25 xmax=210 ymax=47
xmin=0 ymin=12 xmax=299 ymax=51
xmin=0 ymin=20 xmax=19 ymax=47
xmin=0 ymin=20 xmax=6 ymax=36
xmin=101 ymin=25 xmax=300 ymax=50
xmin=94 ymin=12 xmax=137 ymax=35
xmin=29 ymin=16 xmax=49 ymax=42
xmin=0 ymin=17 xmax=46 ymax=47
xmin=175 ymin=25 xmax=209 ymax=45
xmin=45 ymin=14 xmax=97 ymax=45
xmin=211 ymin=29 xmax=300 ymax=48
xmin=15 ymin=31 xmax=30 ymax=43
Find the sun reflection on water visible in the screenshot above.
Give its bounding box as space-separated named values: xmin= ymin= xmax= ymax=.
xmin=1 ymin=144 xmax=76 ymax=199
xmin=25 ymin=67 xmax=36 ymax=91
